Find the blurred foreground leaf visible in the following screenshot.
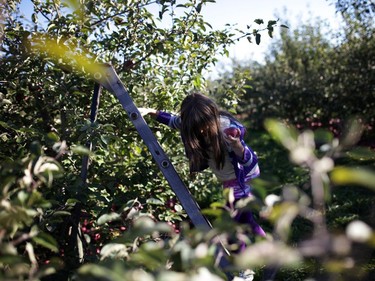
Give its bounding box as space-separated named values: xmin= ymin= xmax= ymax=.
xmin=78 ymin=264 xmax=125 ymax=281
xmin=32 ymin=232 xmax=59 ymax=253
xmin=32 ymin=35 xmax=106 ymax=78
xmin=331 ymin=167 xmax=375 ymax=190
xmin=234 ymin=241 xmax=302 ymax=268
xmin=97 ymin=212 xmax=121 ymax=225
xmin=264 ymin=119 xmax=298 ymax=150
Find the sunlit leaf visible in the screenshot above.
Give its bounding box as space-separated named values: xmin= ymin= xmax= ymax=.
xmin=47 ymin=132 xmax=60 ymax=142
xmin=66 ymin=198 xmax=80 ymax=205
xmin=71 ymin=145 xmax=93 ymax=156
xmin=52 ymin=211 xmax=72 ymax=217
xmin=174 ymin=204 xmax=183 ymax=212
xmin=264 ymin=119 xmax=298 ymax=150
xmin=146 ymin=198 xmax=164 ymax=205
xmin=97 ymin=212 xmax=121 ymax=225
xmin=235 ymin=241 xmax=301 ymax=268
xmin=131 ymin=241 xmax=168 ymax=270
xmin=100 ymin=243 xmax=128 ymax=260
xmin=32 ymin=36 xmax=106 ymax=78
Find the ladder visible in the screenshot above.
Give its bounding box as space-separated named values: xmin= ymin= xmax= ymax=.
xmin=94 ymin=64 xmax=233 ymax=279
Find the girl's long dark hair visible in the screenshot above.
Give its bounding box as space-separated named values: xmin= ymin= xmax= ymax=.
xmin=180 ymin=93 xmax=227 ymax=173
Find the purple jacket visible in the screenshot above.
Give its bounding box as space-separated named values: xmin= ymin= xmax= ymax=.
xmin=156 ymin=111 xmax=260 ymax=198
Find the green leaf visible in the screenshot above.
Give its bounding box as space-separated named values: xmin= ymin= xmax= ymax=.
xmin=268 ymin=29 xmax=273 ymax=38
xmin=47 ymin=132 xmax=60 ymax=141
xmin=264 ymin=119 xmax=298 ymax=149
xmin=47 ymin=23 xmax=56 ymax=31
xmin=32 ymin=232 xmax=59 ymax=252
xmin=0 ymin=176 xmax=16 ymax=194
xmin=146 ymin=198 xmax=164 ymax=205
xmin=346 ymin=147 xmax=375 ymax=161
xmin=78 ymin=264 xmax=124 ymax=281
xmin=38 ymin=160 xmax=63 ymax=176
xmin=314 ymin=128 xmax=334 ymax=144
xmin=121 ymin=199 xmax=138 ymax=212
xmin=0 ymin=120 xmax=12 ymax=129
xmin=97 ymin=212 xmax=121 ymax=225
xmin=235 ymin=241 xmax=301 ymax=268
xmin=256 ymin=33 xmax=261 ymax=45
xmin=131 ymin=242 xmax=168 ymax=270
xmin=267 ymin=20 xmax=277 ymax=26
xmin=18 ymin=190 xmax=29 ymax=204
xmin=331 ymin=167 xmax=375 ymax=190
xmin=254 ymin=19 xmax=264 ymax=25
xmin=52 ymin=211 xmax=72 ymax=216
xmin=31 ymin=13 xmax=38 ymax=24
xmin=174 ymin=204 xmax=183 ymax=212
xmin=201 ymin=208 xmax=223 ymax=217
xmin=100 ymin=135 xmax=109 ymax=145
xmin=196 ymin=3 xmax=202 ymax=13
xmin=30 ymin=141 xmax=42 ymax=156
xmin=66 ymin=198 xmax=80 ymax=205
xmin=71 ymin=145 xmax=93 ymax=155
xmin=1 ymin=99 xmax=12 ymax=105
xmin=100 ymin=243 xmax=128 ymax=260
xmin=0 ymin=255 xmax=25 ymax=264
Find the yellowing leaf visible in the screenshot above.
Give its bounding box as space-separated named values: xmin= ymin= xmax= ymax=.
xmin=331 ymin=167 xmax=375 ymax=190
xmin=32 ymin=35 xmax=106 ymax=78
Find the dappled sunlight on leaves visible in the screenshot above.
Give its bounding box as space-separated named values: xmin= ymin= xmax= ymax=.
xmin=31 ymin=35 xmax=106 ymax=78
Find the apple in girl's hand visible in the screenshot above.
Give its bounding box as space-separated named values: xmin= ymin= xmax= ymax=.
xmin=224 ymin=127 xmax=240 ymax=138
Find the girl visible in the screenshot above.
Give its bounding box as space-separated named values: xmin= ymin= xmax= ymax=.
xmin=143 ymin=92 xmax=266 ymax=241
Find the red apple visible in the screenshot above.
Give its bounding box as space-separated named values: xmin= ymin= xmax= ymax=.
xmin=224 ymin=127 xmax=240 ymax=138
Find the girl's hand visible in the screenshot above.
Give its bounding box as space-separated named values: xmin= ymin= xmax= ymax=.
xmin=138 ymin=108 xmax=158 ymax=117
xmin=223 ymin=133 xmax=245 ymax=159
xmin=224 ymin=134 xmax=242 ymax=148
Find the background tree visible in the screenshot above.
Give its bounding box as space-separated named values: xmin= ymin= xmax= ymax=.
xmin=239 ymin=5 xmax=374 ymax=143
xmin=332 ymin=0 xmax=375 ymax=24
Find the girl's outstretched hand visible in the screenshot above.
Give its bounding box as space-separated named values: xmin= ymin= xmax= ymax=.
xmin=138 ymin=108 xmax=158 ymax=117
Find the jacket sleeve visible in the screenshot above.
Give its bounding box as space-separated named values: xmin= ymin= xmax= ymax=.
xmin=155 ymin=111 xmax=181 ymax=129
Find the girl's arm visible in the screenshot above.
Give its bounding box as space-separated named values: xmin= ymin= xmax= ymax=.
xmin=139 ymin=108 xmax=181 ymax=129
xmin=228 ymin=137 xmax=258 ymax=174
xmin=221 ymin=117 xmax=259 ymax=178
xmin=222 ymin=122 xmax=256 ymax=166
xmin=225 ymin=136 xmax=245 ymax=159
